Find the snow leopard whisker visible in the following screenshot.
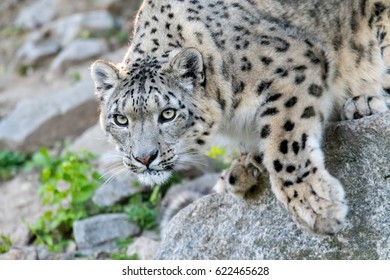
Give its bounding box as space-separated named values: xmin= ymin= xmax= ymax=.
xmin=100 ymin=164 xmax=127 ymax=182
xmin=102 ymin=167 xmax=128 ymax=186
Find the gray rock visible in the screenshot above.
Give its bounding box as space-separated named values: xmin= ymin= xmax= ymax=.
xmin=0 ymin=247 xmax=37 ymax=260
xmin=36 ymin=245 xmax=78 ymax=260
xmin=157 ymin=112 xmax=390 ymax=260
xmin=0 ymin=79 xmax=98 ymax=152
xmin=93 ymin=172 xmax=146 ymax=207
xmin=15 ymin=39 xmax=60 ymax=65
xmin=127 ymin=236 xmax=160 ymax=260
xmin=48 ymin=11 xmax=116 ymax=47
xmin=73 ymin=214 xmax=141 ymax=254
xmin=16 ymin=2 xmax=116 ymax=35
xmin=50 ymin=39 xmax=108 ymax=72
xmin=159 ymin=173 xmax=220 ymax=238
xmin=14 ymin=11 xmax=116 ymax=67
xmin=68 ymin=123 xmax=110 ymax=156
xmin=56 ymin=0 xmax=130 ymax=18
xmin=0 ymin=246 xmax=78 ymax=260
xmin=0 ymin=174 xmax=43 ymax=246
xmin=0 ymin=0 xmax=20 ymax=13
xmin=15 ymin=0 xmax=59 ymax=30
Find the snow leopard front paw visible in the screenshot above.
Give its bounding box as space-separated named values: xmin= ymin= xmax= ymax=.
xmin=342 ymin=95 xmax=388 ymax=120
xmin=279 ymin=169 xmax=348 ymax=235
xmin=215 ymin=154 xmax=268 ymax=199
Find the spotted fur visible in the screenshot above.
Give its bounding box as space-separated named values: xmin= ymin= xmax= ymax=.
xmin=91 ymin=0 xmax=390 ymax=235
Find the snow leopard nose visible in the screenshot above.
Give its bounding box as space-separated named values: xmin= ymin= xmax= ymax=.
xmin=133 ymin=149 xmax=159 ymax=167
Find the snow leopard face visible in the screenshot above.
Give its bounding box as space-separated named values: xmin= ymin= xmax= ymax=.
xmin=91 ymin=49 xmax=220 ymax=185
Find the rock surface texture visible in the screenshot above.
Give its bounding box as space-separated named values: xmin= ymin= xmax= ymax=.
xmin=157 ymin=112 xmax=390 ymax=260
xmin=126 ymin=236 xmax=160 ymax=260
xmin=0 ymin=175 xmax=43 ymax=246
xmin=0 ymin=80 xmax=98 ymax=151
xmin=73 ymin=213 xmax=141 ymax=254
xmin=92 ymin=172 xmax=146 ymax=208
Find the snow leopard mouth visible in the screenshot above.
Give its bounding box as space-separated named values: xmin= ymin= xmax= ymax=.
xmin=136 ymin=169 xmax=172 ymax=186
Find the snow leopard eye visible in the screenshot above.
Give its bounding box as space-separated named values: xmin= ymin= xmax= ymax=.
xmin=114 ymin=114 xmax=128 ymax=126
xmin=159 ymin=108 xmax=176 ymax=123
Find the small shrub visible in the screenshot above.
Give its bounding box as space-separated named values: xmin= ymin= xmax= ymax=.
xmin=28 ymin=148 xmax=102 ymax=252
xmin=27 ymin=146 xmax=184 ymax=254
xmin=16 ymin=64 xmax=35 ymax=76
xmin=69 ymin=71 xmax=81 ymax=83
xmin=0 ymin=26 xmax=23 ymax=38
xmin=0 ymin=235 xmax=12 ymax=254
xmin=124 ymin=172 xmax=182 ymax=231
xmin=124 ymin=194 xmax=158 ymax=230
xmin=110 ymin=237 xmax=138 ymax=260
xmin=0 ymin=150 xmax=29 ymax=181
xmin=113 ymin=30 xmax=129 ymax=44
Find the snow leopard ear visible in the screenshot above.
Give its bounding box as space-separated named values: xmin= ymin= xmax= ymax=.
xmin=170 ymin=48 xmax=205 ymax=91
xmin=91 ymin=60 xmax=120 ymax=101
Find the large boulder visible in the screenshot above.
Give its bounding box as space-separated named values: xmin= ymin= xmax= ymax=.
xmin=157 ymin=112 xmax=390 ymax=260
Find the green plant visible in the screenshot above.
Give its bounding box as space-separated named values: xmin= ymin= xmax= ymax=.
xmin=0 ymin=26 xmax=23 ymax=38
xmin=123 ymin=171 xmax=183 ymax=230
xmin=16 ymin=64 xmax=35 ymax=76
xmin=0 ymin=235 xmax=12 ymax=254
xmin=0 ymin=150 xmax=30 ymax=181
xmin=28 ymin=148 xmax=102 ymax=252
xmin=111 ymin=251 xmax=139 ymax=260
xmin=113 ymin=30 xmax=129 ymax=44
xmin=69 ymin=71 xmax=81 ymax=83
xmin=124 ymin=194 xmax=158 ymax=230
xmin=109 ymin=237 xmax=138 ymax=260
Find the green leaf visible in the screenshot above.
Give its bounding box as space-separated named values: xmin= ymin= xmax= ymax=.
xmin=92 ymin=171 xmax=102 ymax=181
xmin=72 ymin=188 xmax=95 ymax=203
xmin=1 ymin=235 xmax=12 ymax=246
xmin=31 ymin=148 xmax=50 ymax=167
xmin=115 ymin=236 xmax=133 ymax=249
xmin=41 ymin=168 xmax=52 ymax=182
xmin=149 ymin=185 xmax=161 ymax=205
xmin=125 ymin=199 xmax=158 ymax=230
xmin=0 ymin=235 xmax=13 ymax=253
xmin=0 ymin=150 xmax=30 ymax=181
xmin=49 ymin=218 xmax=62 ymax=230
xmin=43 ymin=234 xmax=54 ymax=246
